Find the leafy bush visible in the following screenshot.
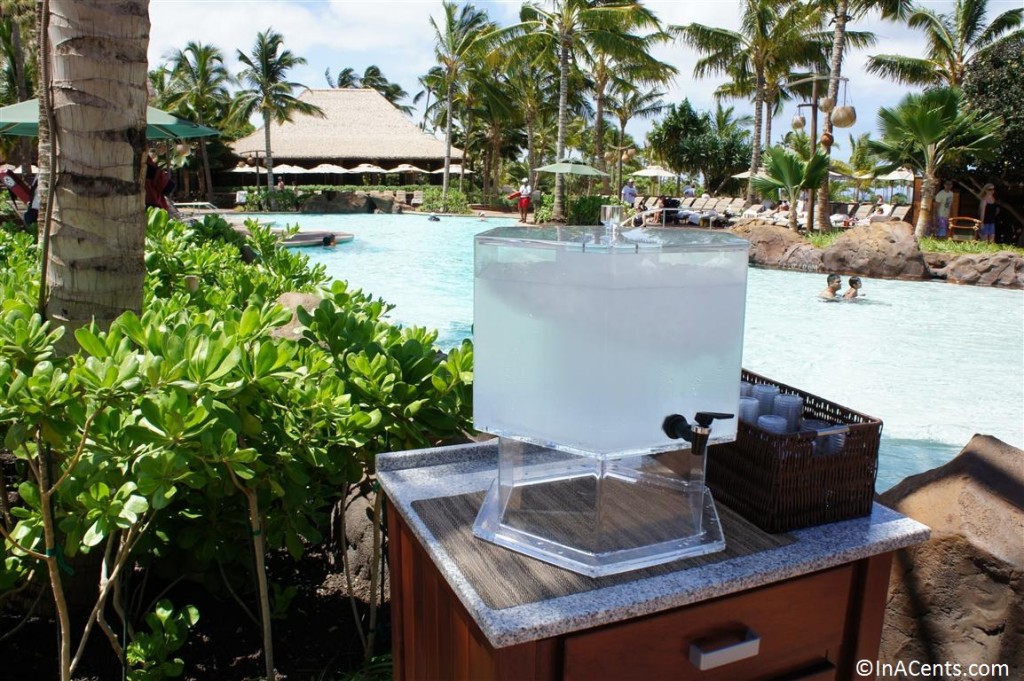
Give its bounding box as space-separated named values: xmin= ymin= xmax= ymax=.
xmin=533 ymin=193 xmax=555 ymax=224
xmin=0 ymin=209 xmax=474 ymax=680
xmin=568 ymin=195 xmax=605 ymax=226
xmin=419 ymin=187 xmax=471 ymax=214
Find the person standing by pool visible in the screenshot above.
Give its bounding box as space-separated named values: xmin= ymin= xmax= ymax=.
xmin=819 ymin=273 xmax=842 ymax=300
xmin=933 ymin=180 xmax=954 ymax=238
xmin=517 ymin=177 xmax=532 ymax=223
xmin=978 ymin=184 xmax=997 ymax=243
xmin=621 ymin=178 xmax=637 ymax=206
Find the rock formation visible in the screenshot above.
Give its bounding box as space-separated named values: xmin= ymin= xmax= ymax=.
xmin=300 ymin=191 xmax=398 ymax=214
xmin=729 ymin=220 xmax=823 ymax=273
xmin=271 ymin=291 xmax=323 ymax=340
xmin=877 ymin=435 xmax=1024 ymax=678
xmin=821 ymin=221 xmax=929 ymax=280
xmin=927 ymin=252 xmax=1024 ymax=289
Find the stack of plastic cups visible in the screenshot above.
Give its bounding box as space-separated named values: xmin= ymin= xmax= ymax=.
xmin=751 ymin=384 xmax=780 ymax=417
xmin=801 ymin=419 xmax=831 ymax=454
xmin=738 ymin=397 xmax=760 ymax=425
xmin=772 ymin=394 xmax=804 ymax=433
xmin=756 ymin=415 xmax=788 ymax=434
xmin=740 ymin=381 xmax=754 ymax=397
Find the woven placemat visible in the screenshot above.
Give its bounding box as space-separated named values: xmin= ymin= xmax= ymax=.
xmin=412 ymin=489 xmax=794 ymax=610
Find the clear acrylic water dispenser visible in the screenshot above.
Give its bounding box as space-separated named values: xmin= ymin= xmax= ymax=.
xmin=472 ymin=225 xmax=750 ymax=576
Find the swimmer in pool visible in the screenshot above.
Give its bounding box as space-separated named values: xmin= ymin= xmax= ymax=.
xmin=427 ymin=213 xmax=440 ymax=222
xmin=843 ymin=276 xmax=862 ymax=300
xmin=819 ymin=273 xmax=842 ymax=301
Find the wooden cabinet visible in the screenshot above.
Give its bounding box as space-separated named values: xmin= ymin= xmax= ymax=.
xmin=388 ymin=509 xmax=894 ymax=681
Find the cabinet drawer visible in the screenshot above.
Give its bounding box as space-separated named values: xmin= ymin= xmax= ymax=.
xmin=563 ymin=565 xmax=853 ymax=681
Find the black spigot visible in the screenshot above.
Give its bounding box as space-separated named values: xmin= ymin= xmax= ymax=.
xmin=662 ymin=412 xmax=735 ymax=442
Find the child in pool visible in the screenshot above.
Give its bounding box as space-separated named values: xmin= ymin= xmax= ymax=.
xmin=843 ymin=276 xmax=862 ymax=300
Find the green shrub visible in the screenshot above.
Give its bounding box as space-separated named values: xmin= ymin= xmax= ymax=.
xmin=568 ymin=195 xmax=605 ymax=226
xmin=533 ymin=194 xmax=555 ymax=224
xmin=0 ymin=209 xmax=474 ymax=679
xmin=419 ymin=187 xmax=471 ymax=214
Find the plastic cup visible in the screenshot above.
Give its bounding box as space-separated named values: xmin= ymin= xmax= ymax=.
xmin=756 ymin=414 xmax=788 ymax=434
xmin=740 ymin=381 xmax=754 ymax=397
xmin=738 ymin=397 xmax=760 ymax=424
xmin=772 ymin=394 xmax=804 ymax=432
xmin=752 ymin=384 xmax=780 ymax=416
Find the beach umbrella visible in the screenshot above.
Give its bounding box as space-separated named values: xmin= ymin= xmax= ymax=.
xmin=389 ymin=163 xmax=428 ymax=173
xmin=308 ymin=163 xmax=349 ymax=174
xmin=630 ymin=165 xmax=676 ymax=178
xmin=0 ymin=98 xmax=220 ymax=139
xmin=534 ymin=161 xmax=608 ymax=177
xmin=228 ymin=165 xmax=258 ymax=173
xmin=431 ymin=164 xmax=474 ymax=175
xmin=731 ymin=168 xmax=768 ymax=179
xmin=350 ymin=162 xmax=387 ymax=174
xmin=877 ymin=168 xmax=914 ymax=182
xmin=535 ymin=162 xmax=608 ymax=220
xmin=270 ymin=164 xmax=307 ymax=174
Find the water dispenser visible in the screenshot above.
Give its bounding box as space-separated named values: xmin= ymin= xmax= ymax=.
xmin=472 ymin=224 xmax=749 ymax=576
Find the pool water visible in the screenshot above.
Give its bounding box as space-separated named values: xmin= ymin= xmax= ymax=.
xmin=248 ymin=213 xmax=1024 ymax=491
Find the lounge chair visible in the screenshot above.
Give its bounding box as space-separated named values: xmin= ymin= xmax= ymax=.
xmin=948 ymin=217 xmax=980 ymax=241
xmin=410 ymin=190 xmax=424 ymax=207
xmin=890 ymin=205 xmax=911 ymax=222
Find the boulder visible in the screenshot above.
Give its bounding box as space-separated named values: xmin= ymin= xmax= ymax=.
xmin=300 ymin=191 xmax=373 ymax=214
xmin=821 ymin=221 xmax=929 ymax=280
xmin=933 ymin=252 xmax=1024 ymax=289
xmin=271 ymin=291 xmax=323 ymax=340
xmin=729 ymin=220 xmax=823 ymax=273
xmin=877 ymin=435 xmax=1024 ymax=678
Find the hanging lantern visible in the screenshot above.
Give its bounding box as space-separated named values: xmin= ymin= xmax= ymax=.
xmin=818 ymin=96 xmax=835 ymax=113
xmin=819 ymin=131 xmax=834 ymax=150
xmin=791 ymin=114 xmax=806 ymax=130
xmin=831 ymin=106 xmax=857 ymax=128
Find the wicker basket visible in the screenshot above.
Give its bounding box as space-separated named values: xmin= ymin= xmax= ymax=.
xmin=706 ymin=369 xmax=881 ymax=533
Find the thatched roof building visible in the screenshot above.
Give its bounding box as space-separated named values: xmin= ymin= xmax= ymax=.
xmin=231 ymin=89 xmax=461 ymax=169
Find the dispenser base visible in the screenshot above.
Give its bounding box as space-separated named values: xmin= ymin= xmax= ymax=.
xmin=473 ymin=468 xmax=726 ymax=578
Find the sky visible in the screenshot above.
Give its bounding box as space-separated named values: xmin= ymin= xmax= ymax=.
xmin=148 ymin=0 xmax=1017 ymax=165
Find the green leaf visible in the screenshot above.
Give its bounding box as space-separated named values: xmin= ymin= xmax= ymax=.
xmin=74 ymin=327 xmax=109 ymax=358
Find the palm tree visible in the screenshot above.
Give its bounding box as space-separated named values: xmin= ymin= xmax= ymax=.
xmin=866 ymin=0 xmax=1022 ymax=87
xmin=812 ymin=0 xmax=909 ymax=230
xmin=867 ymin=87 xmax=1002 ymax=237
xmin=429 ymin=2 xmax=493 ymax=212
xmin=162 ymin=42 xmax=232 ymax=202
xmin=830 ymin=132 xmax=877 ymax=200
xmin=233 ymin=28 xmax=323 ymax=192
xmin=413 ymin=66 xmax=446 ymax=132
xmin=1 ymin=0 xmax=37 ymax=171
xmin=513 ymin=0 xmax=661 ymax=221
xmin=751 ymin=146 xmax=831 ymax=231
xmin=325 ymin=64 xmax=414 ymax=114
xmin=675 ymin=0 xmax=825 ymax=203
xmin=607 ymin=84 xmax=665 ymax=192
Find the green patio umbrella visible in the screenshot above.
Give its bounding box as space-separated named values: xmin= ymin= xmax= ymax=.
xmin=534 ymin=162 xmax=609 ymax=222
xmin=0 ymin=98 xmax=220 ymax=139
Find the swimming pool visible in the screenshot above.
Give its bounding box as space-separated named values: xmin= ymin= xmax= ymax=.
xmin=245 ymin=212 xmax=1024 ymax=490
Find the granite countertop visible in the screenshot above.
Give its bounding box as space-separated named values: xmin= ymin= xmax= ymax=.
xmin=377 ymin=440 xmax=930 ymax=649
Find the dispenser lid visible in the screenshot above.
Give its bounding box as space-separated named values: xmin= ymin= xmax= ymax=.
xmin=476 ymin=226 xmax=749 ymax=253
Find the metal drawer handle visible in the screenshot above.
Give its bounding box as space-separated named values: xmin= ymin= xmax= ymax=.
xmin=688 ymin=629 xmax=761 ymax=670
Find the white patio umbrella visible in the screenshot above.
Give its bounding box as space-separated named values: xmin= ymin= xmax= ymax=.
xmin=389 ymin=163 xmax=428 ymax=173
xmin=630 ymin=165 xmax=676 ymax=178
xmin=271 ymin=163 xmax=307 ymax=174
xmin=431 ymin=164 xmax=474 ymax=175
xmin=876 ymin=167 xmax=915 ymax=202
xmin=731 ymin=168 xmax=767 ymax=179
xmin=308 ymin=163 xmax=348 ymax=174
xmin=349 ymin=163 xmax=387 ymax=174
xmin=228 ymin=165 xmax=258 ymax=173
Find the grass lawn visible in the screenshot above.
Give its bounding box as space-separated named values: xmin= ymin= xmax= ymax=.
xmin=804 ymin=230 xmax=1024 ymax=255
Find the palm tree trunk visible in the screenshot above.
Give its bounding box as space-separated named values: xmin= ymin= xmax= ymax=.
xmin=11 ymin=17 xmax=33 ymax=174
xmin=915 ymin=173 xmax=936 ymax=237
xmin=763 ymin=98 xmax=773 ymax=149
xmin=442 ymin=81 xmax=454 ymax=213
xmin=746 ymin=72 xmax=766 ymax=204
xmin=200 ymin=138 xmax=214 ymax=202
xmin=595 ymin=86 xmax=609 ymax=194
xmin=44 ymin=0 xmax=148 ymax=332
xmin=818 ymin=0 xmax=848 ymax=231
xmin=527 ymin=115 xmax=536 ymax=188
xmin=554 ymin=37 xmax=570 ymax=221
xmin=263 ymin=112 xmax=275 ymax=193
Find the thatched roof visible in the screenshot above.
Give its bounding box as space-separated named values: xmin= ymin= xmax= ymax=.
xmin=231 ymin=89 xmax=461 ymax=165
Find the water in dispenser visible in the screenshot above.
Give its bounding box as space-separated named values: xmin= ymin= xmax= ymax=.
xmin=472 ymin=225 xmax=749 ymax=576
